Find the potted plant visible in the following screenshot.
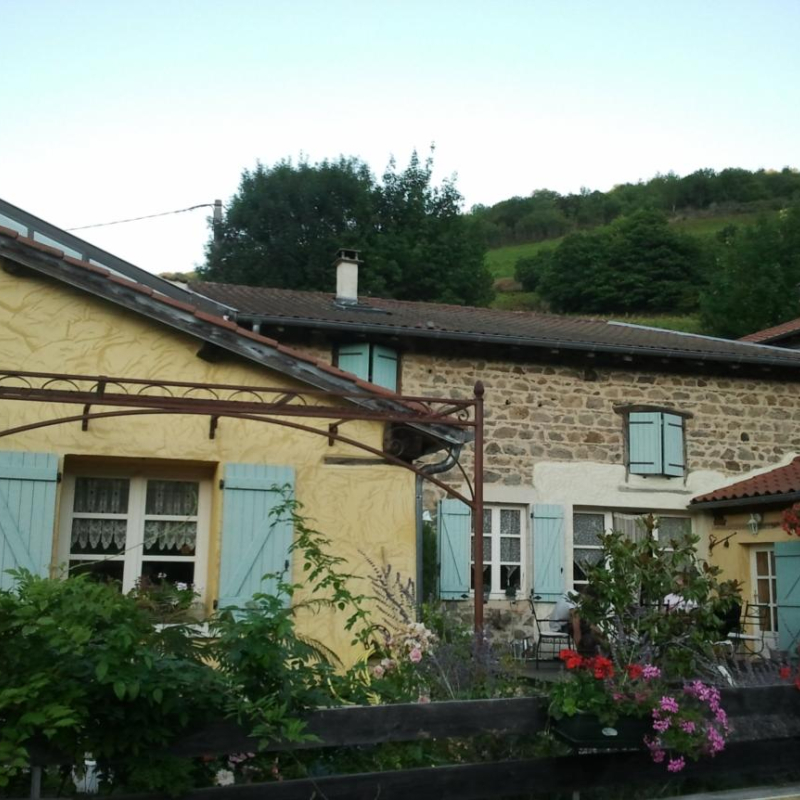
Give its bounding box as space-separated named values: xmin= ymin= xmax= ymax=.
xmin=548 ymin=515 xmax=739 ymax=770
xmin=549 ymin=650 xmax=729 ymax=770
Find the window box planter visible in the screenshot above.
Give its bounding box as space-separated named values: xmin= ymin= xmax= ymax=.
xmin=551 ymin=712 xmax=649 ymax=750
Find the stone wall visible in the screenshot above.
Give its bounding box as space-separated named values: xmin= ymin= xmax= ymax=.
xmin=270 ymin=339 xmax=800 ymax=651
xmin=400 ymin=354 xmax=800 ymax=485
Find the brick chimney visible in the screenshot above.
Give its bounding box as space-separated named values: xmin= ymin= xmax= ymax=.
xmin=334 ymin=249 xmax=362 ymax=305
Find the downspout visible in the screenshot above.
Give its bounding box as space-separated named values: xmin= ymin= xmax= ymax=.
xmin=416 ymin=445 xmax=463 ymax=611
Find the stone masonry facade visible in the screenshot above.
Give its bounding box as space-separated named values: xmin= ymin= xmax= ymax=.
xmin=401 ymin=354 xmax=800 ymax=485
xmin=266 ymin=340 xmax=800 ymax=647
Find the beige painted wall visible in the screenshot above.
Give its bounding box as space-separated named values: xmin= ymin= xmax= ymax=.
xmin=0 ymin=263 xmax=416 ymax=664
xmin=706 ymin=507 xmax=790 ymax=604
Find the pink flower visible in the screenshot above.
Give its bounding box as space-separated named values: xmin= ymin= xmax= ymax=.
xmin=653 ymin=718 xmax=670 ymax=733
xmin=651 ymin=749 xmax=666 ymax=763
xmin=409 ymin=647 xmax=422 ymax=664
xmin=706 ymin=726 xmax=726 ymax=754
xmin=612 ymin=692 xmax=624 ymax=701
xmin=417 ymin=694 xmax=431 ymax=704
xmin=660 ymin=696 xmax=679 ymax=714
xmin=372 ymin=665 xmax=385 ymax=679
xmin=667 ymin=757 xmax=686 ymax=773
xmin=642 ymin=664 xmax=661 ymax=680
xmin=680 ymin=720 xmax=696 ymax=734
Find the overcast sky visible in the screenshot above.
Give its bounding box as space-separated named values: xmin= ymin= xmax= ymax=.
xmin=2 ymin=0 xmax=799 ymax=275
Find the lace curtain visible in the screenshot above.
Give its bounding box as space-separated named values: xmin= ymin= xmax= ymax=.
xmin=71 ymin=519 xmax=127 ymax=551
xmin=612 ymin=512 xmax=650 ymax=544
xmin=70 ymin=478 xmax=198 ymax=553
xmin=73 ymin=477 xmax=129 ymax=514
xmin=144 ymin=520 xmax=196 ymax=553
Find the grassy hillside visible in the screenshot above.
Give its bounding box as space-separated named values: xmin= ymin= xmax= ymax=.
xmin=486 ymin=211 xmax=771 ymax=282
xmin=486 ymin=239 xmax=562 ymax=279
xmin=486 ymin=210 xmax=779 ymax=331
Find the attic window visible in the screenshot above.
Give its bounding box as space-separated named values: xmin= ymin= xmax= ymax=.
xmin=627 ymin=411 xmax=686 ymax=477
xmin=335 ymin=343 xmax=399 ymax=391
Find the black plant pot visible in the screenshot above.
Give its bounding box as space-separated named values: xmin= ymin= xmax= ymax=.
xmin=551 ymin=712 xmax=649 ymax=750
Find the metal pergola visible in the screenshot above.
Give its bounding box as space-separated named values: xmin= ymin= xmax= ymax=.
xmin=0 ymin=370 xmax=487 ymax=629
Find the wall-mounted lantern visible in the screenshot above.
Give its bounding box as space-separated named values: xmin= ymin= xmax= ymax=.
xmin=747 ymin=513 xmax=762 ymax=536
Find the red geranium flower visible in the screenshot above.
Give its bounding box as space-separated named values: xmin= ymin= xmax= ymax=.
xmin=795 ymin=676 xmax=800 ymax=692
xmin=559 ymin=649 xmax=579 ymax=661
xmin=626 ymin=663 xmax=644 ymax=680
xmin=592 ymin=656 xmax=615 ymax=679
xmin=559 ymin=649 xmax=585 ymax=669
xmin=779 ymin=665 xmax=791 ymax=680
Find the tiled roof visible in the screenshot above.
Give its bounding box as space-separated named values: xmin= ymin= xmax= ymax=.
xmin=740 ymin=318 xmax=800 ymax=344
xmin=692 ymin=457 xmax=800 ymax=506
xmin=192 ymin=282 xmax=800 ymax=370
xmin=0 ymin=225 xmax=405 ymax=401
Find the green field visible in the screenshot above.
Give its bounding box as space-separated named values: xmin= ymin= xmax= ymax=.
xmin=670 ymin=211 xmax=765 ymax=236
xmin=486 ymin=239 xmax=561 ymax=279
xmin=486 ymin=210 xmax=777 ymax=331
xmin=486 ymin=210 xmax=775 ymax=281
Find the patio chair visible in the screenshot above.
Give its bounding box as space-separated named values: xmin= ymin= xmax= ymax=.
xmin=727 ymin=601 xmax=767 ymax=657
xmin=530 ymin=595 xmax=572 ymax=667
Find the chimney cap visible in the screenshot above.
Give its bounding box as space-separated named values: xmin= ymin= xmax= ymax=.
xmin=333 ymin=248 xmax=363 ymax=265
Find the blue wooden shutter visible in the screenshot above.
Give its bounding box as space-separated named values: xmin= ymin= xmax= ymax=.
xmin=218 ymin=464 xmax=295 ymax=609
xmin=0 ymin=451 xmax=58 ymax=589
xmin=628 ymin=412 xmax=663 ymax=475
xmin=438 ymin=498 xmax=470 ymax=599
xmin=371 ymin=345 xmax=398 ymax=391
xmin=775 ymin=540 xmax=800 ymax=653
xmin=532 ymin=504 xmax=564 ymax=600
xmin=663 ymin=413 xmax=685 ymax=477
xmin=337 ymin=343 xmax=370 ymax=381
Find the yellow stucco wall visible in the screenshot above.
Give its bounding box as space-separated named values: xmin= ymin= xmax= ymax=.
xmin=0 ymin=263 xmax=416 ymax=663
xmin=706 ymin=507 xmax=788 ymax=604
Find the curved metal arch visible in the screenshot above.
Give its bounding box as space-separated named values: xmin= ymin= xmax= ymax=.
xmin=0 ymin=407 xmax=474 ymax=507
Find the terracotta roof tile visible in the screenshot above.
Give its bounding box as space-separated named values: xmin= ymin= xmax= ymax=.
xmin=194 ymin=309 xmax=237 ymax=330
xmin=108 ymin=275 xmax=153 ymax=295
xmin=155 ymin=293 xmax=198 ymax=313
xmin=741 ymin=318 xmax=800 ymax=343
xmin=0 ymin=227 xmax=407 ymax=403
xmin=63 ymin=256 xmax=111 ymax=276
xmin=16 ymin=235 xmax=64 ymax=259
xmin=692 ymin=457 xmax=800 ymax=505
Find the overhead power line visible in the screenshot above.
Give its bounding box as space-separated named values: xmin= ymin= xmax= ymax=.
xmin=66 ymin=202 xmax=221 ymax=232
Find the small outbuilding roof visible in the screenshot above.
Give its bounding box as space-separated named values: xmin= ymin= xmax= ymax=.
xmin=691 ymin=457 xmax=800 ymax=509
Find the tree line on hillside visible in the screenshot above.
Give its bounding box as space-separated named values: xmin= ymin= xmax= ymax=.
xmin=473 ymin=167 xmax=800 ymax=248
xmin=200 ymin=152 xmax=493 ymax=307
xmin=516 ymin=206 xmax=800 ymax=339
xmin=201 ymin=155 xmax=800 ymax=341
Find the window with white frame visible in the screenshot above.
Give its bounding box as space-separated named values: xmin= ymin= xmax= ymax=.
xmin=58 ymin=473 xmax=211 ymax=596
xmin=572 ymin=510 xmax=691 ymax=589
xmin=471 ymin=505 xmax=525 ymax=596
xmin=752 ymin=546 xmax=778 ymax=633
